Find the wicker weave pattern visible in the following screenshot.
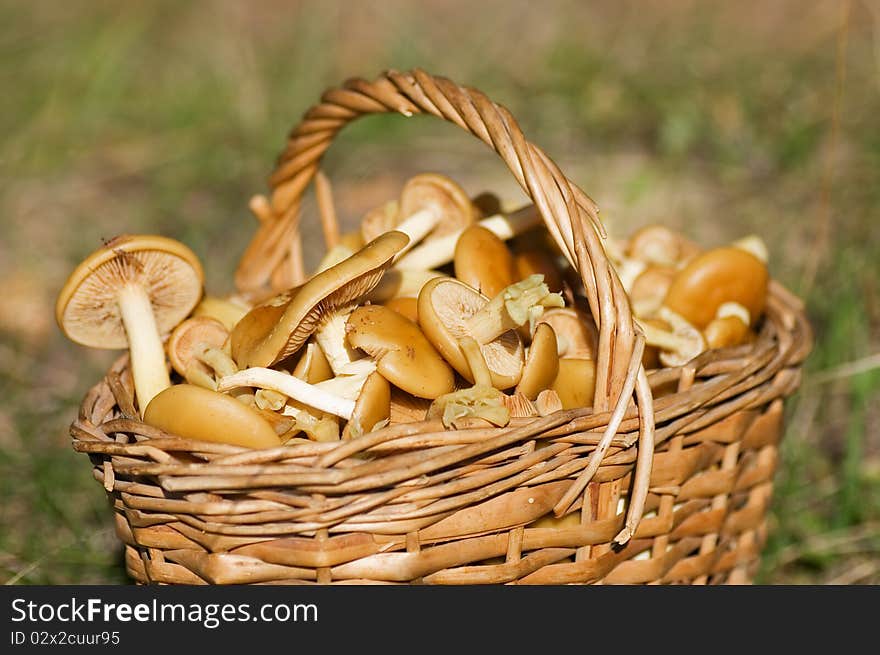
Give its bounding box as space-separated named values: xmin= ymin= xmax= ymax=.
xmin=70 ymin=70 xmax=812 ymax=585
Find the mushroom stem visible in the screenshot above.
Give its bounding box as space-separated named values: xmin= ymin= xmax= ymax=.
xmin=315 ymin=307 xmax=369 ymax=375
xmin=217 ymin=367 xmax=357 ymax=419
xmin=457 ymin=336 xmax=493 ymax=388
xmin=391 ymin=207 xmax=442 ymax=259
xmin=394 ymin=204 xmax=541 ymax=271
xmin=117 ymin=283 xmax=171 ymax=416
xmin=465 ymin=275 xmax=565 ymax=345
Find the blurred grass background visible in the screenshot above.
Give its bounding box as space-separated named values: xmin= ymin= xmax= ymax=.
xmin=1 ymin=0 xmax=878 ymax=584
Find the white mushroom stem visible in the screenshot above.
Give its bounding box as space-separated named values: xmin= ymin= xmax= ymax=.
xmin=635 ymin=319 xmax=696 ymax=353
xmin=390 ymin=207 xmax=444 ymax=259
xmin=465 ymin=275 xmax=565 ymax=345
xmin=117 ymin=283 xmax=171 ymax=416
xmin=394 ymin=204 xmax=541 ymax=271
xmin=314 ymin=306 xmax=369 ymax=375
xmin=217 ymin=367 xmax=356 ymax=419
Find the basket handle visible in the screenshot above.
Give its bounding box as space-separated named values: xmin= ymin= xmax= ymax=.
xmin=245 ymin=68 xmax=644 ymax=409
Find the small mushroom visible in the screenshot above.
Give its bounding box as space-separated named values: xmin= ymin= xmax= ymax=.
xmin=628 ymin=265 xmax=677 ymax=318
xmin=426 ymin=385 xmax=510 ymax=430
xmin=291 ymin=340 xmax=334 ymax=384
xmin=143 ymin=383 xmax=281 ymax=449
xmin=626 ymin=223 xmax=702 ymax=268
xmin=663 ymin=246 xmax=769 ymax=330
xmin=344 ymin=304 xmax=455 ymax=399
xmin=230 ymin=231 xmax=409 ymax=373
xmin=703 ymin=302 xmax=753 ymax=350
xmin=416 ymin=277 xmax=524 ymax=390
xmin=361 ymin=173 xmax=476 ymax=260
xmin=515 ymin=322 xmax=560 ymax=400
xmin=166 ymin=316 xmax=230 ymax=381
xmin=55 ymin=234 xmax=204 ymax=416
xmin=453 ymin=224 xmax=518 ymax=299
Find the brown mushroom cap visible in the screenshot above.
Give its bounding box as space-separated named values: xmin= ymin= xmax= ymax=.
xmin=290 ymin=340 xmax=334 ymax=384
xmin=551 ymin=357 xmax=597 ymax=410
xmin=534 ymin=307 xmax=598 ymax=360
xmin=515 ymin=322 xmax=560 ymax=400
xmin=471 ymin=191 xmax=503 ymax=218
xmin=453 ymin=224 xmax=517 ymax=298
xmin=629 ymin=265 xmax=676 ymax=318
xmin=417 ymin=277 xmax=524 ymax=390
xmin=398 ymin=173 xmax=476 ymax=238
xmin=230 ymin=230 xmax=409 ymax=369
xmin=345 ymin=304 xmax=455 ymax=399
xmin=143 ymin=383 xmax=282 ymax=449
xmin=56 ymin=234 xmax=204 ymax=349
xmin=166 ymin=316 xmax=230 ymax=378
xmin=663 ymin=246 xmax=769 ymax=329
xmin=342 ymin=371 xmax=391 ymax=439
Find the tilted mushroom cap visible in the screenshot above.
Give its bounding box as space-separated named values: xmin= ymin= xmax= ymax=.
xmin=398 ymin=173 xmax=476 ymax=239
xmin=166 ymin=316 xmax=230 ymax=378
xmin=56 ymin=234 xmax=204 ymax=348
xmin=291 ymin=340 xmax=334 ymax=384
xmin=515 ymin=322 xmax=560 ymax=400
xmin=663 ymin=246 xmax=769 ymax=329
xmin=417 ymin=277 xmax=524 ymax=390
xmin=55 ymin=234 xmax=204 ymax=415
xmin=345 ymin=304 xmax=455 ymax=399
xmin=143 ymin=383 xmax=282 ymax=449
xmin=628 ymin=265 xmax=676 ymax=318
xmin=703 ymin=302 xmax=753 ymax=350
xmin=453 ymin=224 xmax=517 ymax=299
xmin=191 ymin=294 xmax=252 ymax=331
xmin=230 ymin=230 xmax=409 ymax=369
xmin=229 ymin=286 xmax=301 ymax=366
xmin=534 ymin=307 xmax=598 ymax=360
xmin=513 ymin=248 xmax=565 ymax=294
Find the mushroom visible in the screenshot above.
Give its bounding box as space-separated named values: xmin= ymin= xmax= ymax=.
xmin=628 ymin=265 xmax=677 ymax=318
xmin=394 ymin=204 xmax=542 ymax=271
xmin=635 ymin=306 xmax=706 ymax=368
xmin=515 ymin=322 xmax=560 ymax=400
xmin=626 ymin=223 xmax=701 ymax=268
xmin=703 ymin=302 xmax=753 ymax=350
xmin=341 ymin=371 xmax=391 ymax=439
xmin=662 ymin=246 xmax=769 ymax=330
xmin=461 ymin=274 xmax=565 ymax=346
xmin=55 ymin=234 xmax=204 ymax=416
xmin=344 ymin=304 xmax=455 ymax=399
xmin=453 ymin=224 xmax=518 ymax=298
xmin=416 ymin=277 xmax=525 ymax=390
xmin=426 ymin=384 xmax=511 ymax=430
xmin=166 ymin=316 xmax=231 ymax=382
xmin=365 ymin=269 xmax=448 ymax=304
xmin=230 ymin=230 xmax=409 ymax=374
xmin=291 ymin=340 xmax=334 ymax=384
xmin=361 ymin=173 xmax=476 ymax=260
xmin=216 ymin=367 xmax=388 ymax=441
xmin=142 ymin=383 xmax=282 ymax=449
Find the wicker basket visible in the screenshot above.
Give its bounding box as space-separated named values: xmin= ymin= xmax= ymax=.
xmin=71 ymin=69 xmax=812 ymax=585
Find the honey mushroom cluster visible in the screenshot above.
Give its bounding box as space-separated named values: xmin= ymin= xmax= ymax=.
xmin=55 ymin=172 xmax=771 ymax=451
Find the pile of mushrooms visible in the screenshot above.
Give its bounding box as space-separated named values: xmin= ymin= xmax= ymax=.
xmin=56 ymin=173 xmax=771 ymax=450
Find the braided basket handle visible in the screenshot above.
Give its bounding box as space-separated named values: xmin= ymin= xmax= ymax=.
xmin=236 ymin=69 xmax=654 ymax=538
